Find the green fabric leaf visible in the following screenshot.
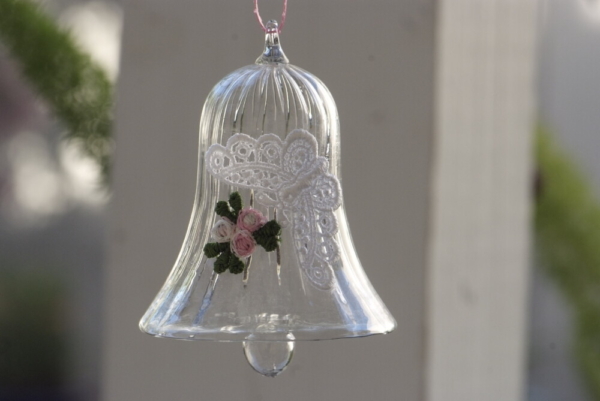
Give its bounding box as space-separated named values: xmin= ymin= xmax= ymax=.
xmin=215 ymin=201 xmax=236 ymax=222
xmin=203 ymin=242 xmax=222 ymax=258
xmin=258 ymin=236 xmax=279 ymax=252
xmin=229 ymin=192 xmax=243 ymax=215
xmin=228 ymin=255 xmax=245 ymax=275
xmin=253 ymin=220 xmax=281 ymax=252
xmin=214 ymin=251 xmax=231 ymax=274
xmin=254 ymin=220 xmax=281 ymax=239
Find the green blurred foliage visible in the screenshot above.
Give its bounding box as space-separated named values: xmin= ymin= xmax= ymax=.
xmin=536 ymin=127 xmax=600 ymax=400
xmin=0 ymin=270 xmax=66 ymax=387
xmin=0 ymin=0 xmax=114 ymax=183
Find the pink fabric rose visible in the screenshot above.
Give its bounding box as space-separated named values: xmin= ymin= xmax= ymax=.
xmin=231 ymin=230 xmax=256 ymax=258
xmin=237 ymin=207 xmax=267 ymax=232
xmin=211 ymin=218 xmax=235 ymax=243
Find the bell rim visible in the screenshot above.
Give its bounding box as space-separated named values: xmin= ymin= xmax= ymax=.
xmin=139 ymin=323 xmax=397 ymax=342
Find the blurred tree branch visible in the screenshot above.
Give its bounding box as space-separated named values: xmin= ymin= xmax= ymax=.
xmin=536 ymin=127 xmax=600 ymax=400
xmin=0 ymin=0 xmax=113 ymax=183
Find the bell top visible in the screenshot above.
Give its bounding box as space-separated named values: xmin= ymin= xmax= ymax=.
xmin=256 ymin=20 xmax=289 ymax=64
xmin=198 ymin=21 xmax=341 ymax=177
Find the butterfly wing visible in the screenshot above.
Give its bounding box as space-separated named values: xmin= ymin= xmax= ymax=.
xmin=291 ymin=193 xmax=335 ymax=290
xmin=290 ymin=168 xmax=342 ymax=290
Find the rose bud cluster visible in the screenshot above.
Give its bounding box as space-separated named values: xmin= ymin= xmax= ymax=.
xmin=203 ymin=192 xmax=281 ymax=275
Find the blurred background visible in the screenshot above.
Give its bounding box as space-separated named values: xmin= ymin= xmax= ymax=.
xmin=0 ymin=0 xmax=599 ymax=400
xmin=0 ymin=1 xmax=121 ymax=399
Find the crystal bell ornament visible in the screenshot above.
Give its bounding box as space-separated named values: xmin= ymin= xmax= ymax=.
xmin=139 ymin=19 xmax=396 ymax=377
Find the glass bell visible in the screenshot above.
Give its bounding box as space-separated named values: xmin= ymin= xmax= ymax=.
xmin=139 ymin=20 xmax=396 ymax=377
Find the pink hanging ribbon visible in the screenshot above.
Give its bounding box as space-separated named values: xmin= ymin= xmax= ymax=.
xmin=253 ymin=0 xmax=287 ymax=33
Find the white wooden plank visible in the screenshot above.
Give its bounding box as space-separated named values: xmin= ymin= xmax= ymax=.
xmin=425 ymin=1 xmax=538 ymax=400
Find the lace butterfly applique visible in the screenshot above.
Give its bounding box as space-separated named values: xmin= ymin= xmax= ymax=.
xmin=205 ymin=129 xmax=341 ymax=290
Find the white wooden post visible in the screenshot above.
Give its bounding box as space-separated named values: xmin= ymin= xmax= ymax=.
xmin=103 ymin=1 xmax=537 ymax=400
xmin=425 ymin=1 xmax=538 ymax=400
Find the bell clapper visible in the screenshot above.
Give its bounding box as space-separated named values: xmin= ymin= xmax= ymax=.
xmin=243 ymin=331 xmax=295 ymax=377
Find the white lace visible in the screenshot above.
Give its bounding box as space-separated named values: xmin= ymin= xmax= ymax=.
xmin=205 ymin=129 xmax=342 ymax=290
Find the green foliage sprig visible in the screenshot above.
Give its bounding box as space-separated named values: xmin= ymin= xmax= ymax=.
xmin=214 ymin=192 xmax=242 ymax=223
xmin=214 ymin=249 xmax=245 ymax=275
xmin=253 ymin=221 xmax=282 ymax=252
xmin=0 ymin=0 xmax=114 ymax=182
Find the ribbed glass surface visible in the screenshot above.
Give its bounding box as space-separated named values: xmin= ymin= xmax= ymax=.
xmin=140 ymin=24 xmax=396 ymax=342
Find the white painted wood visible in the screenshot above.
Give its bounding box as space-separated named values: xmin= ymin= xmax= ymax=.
xmin=425 ymin=1 xmax=538 ymax=400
